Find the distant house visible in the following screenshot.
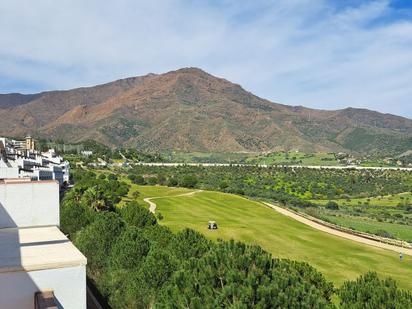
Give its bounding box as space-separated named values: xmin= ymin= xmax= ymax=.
xmin=80 ymin=150 xmax=93 ymax=157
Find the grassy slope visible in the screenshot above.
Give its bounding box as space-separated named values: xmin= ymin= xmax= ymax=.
xmin=314 ymin=192 xmax=412 ymax=207
xmin=322 ymin=215 xmax=412 ymax=241
xmin=311 ymin=192 xmax=412 ymax=241
xmin=136 ymin=186 xmax=412 ymax=289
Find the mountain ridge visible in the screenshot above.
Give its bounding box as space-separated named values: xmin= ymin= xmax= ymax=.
xmin=1 ymin=67 xmax=411 ymax=155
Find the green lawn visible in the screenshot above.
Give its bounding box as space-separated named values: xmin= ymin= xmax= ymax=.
xmin=119 ymin=179 xmax=191 ymax=207
xmin=137 ymin=186 xmax=412 ymax=290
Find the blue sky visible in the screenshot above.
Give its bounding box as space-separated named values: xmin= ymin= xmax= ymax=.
xmin=0 ymin=0 xmax=411 ymax=118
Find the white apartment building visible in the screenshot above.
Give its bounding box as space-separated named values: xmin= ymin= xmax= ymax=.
xmin=0 ymin=178 xmax=87 ymax=309
xmin=0 ymin=137 xmax=70 ymax=186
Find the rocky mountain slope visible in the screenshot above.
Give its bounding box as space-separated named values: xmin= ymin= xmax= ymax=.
xmin=1 ymin=68 xmax=411 ymax=155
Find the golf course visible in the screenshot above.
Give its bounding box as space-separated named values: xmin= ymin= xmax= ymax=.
xmin=131 ymin=185 xmax=412 ymax=289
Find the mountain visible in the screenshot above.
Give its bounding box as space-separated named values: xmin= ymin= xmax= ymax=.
xmin=0 ymin=67 xmax=411 ymax=155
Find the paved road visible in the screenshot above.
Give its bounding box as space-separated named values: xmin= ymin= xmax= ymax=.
xmin=263 ymin=202 xmax=412 ymax=256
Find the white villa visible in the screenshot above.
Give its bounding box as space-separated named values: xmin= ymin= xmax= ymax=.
xmin=0 ymin=136 xmax=70 ymax=186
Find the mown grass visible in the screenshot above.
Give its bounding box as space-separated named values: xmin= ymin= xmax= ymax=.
xmin=118 ymin=176 xmax=191 ymax=207
xmin=135 ymin=186 xmax=412 ymax=290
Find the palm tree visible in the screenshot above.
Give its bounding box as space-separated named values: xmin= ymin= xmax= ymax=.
xmin=69 ymin=186 xmax=83 ymax=204
xmin=83 ymin=187 xmax=107 ymax=211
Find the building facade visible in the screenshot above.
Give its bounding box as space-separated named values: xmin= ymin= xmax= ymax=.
xmin=0 ymin=137 xmax=70 ymax=186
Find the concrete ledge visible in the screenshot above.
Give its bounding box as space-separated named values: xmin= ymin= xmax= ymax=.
xmin=0 ymin=226 xmax=87 ymax=274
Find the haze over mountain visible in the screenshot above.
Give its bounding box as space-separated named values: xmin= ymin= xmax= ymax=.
xmin=0 ymin=68 xmax=411 ymax=155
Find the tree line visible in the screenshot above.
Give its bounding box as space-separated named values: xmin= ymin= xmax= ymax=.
xmin=125 ymin=165 xmax=412 ymax=205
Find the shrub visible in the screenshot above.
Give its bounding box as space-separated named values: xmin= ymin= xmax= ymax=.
xmin=169 ymin=228 xmax=211 ymax=260
xmin=60 ymin=201 xmax=95 ymax=238
xmin=339 ymin=272 xmax=412 ymax=308
xmin=167 ymin=177 xmax=178 ymax=187
xmin=147 ymin=176 xmax=158 ymax=185
xmin=374 ymin=229 xmax=394 ymax=239
xmin=326 ymin=201 xmax=339 ymax=210
xmin=128 ymin=174 xmax=146 ymax=185
xmin=109 ymin=227 xmax=150 ymax=270
xmin=142 ymin=225 xmax=174 ymax=249
xmin=157 ymin=241 xmax=334 ymax=308
xmin=120 ymin=201 xmax=157 ymax=228
xmin=75 ymin=212 xmax=125 ymax=274
xmin=180 ymin=174 xmax=198 ymax=188
xmin=107 ymin=174 xmax=118 ymax=181
xmin=139 ymin=249 xmax=178 ymax=290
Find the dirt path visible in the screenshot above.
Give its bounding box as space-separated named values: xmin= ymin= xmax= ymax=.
xmin=144 ymin=190 xmax=202 ymax=214
xmin=263 ymin=202 xmax=412 ymax=256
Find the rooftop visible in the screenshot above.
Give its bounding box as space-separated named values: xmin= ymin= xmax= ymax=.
xmin=0 ymin=179 xmax=58 ymax=185
xmin=0 ymin=226 xmax=87 ymax=273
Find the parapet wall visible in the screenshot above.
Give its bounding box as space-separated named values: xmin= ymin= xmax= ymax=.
xmin=0 ymin=180 xmax=59 ymax=228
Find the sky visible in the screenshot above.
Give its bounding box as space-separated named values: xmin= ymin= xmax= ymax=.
xmin=0 ymin=0 xmax=411 ymax=118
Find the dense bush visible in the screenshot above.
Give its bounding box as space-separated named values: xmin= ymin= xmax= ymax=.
xmin=180 ymin=174 xmax=198 ymax=188
xmin=127 ymin=165 xmax=412 ymax=201
xmin=326 ymin=201 xmax=339 ymax=210
xmin=142 ymin=224 xmax=174 ymax=249
xmin=119 ymin=201 xmax=157 ymax=228
xmin=374 ymin=229 xmax=395 ymax=239
xmin=128 ymin=173 xmax=146 ymax=185
xmin=109 ymin=227 xmax=150 ymax=270
xmin=60 ymin=202 xmax=95 ymax=238
xmin=158 ymin=241 xmax=334 ymax=308
xmin=339 ymin=272 xmax=412 ymax=308
xmin=75 ymin=212 xmax=125 ymax=274
xmin=70 ymin=169 xmax=130 ymax=207
xmin=169 ymin=228 xmax=212 ymax=260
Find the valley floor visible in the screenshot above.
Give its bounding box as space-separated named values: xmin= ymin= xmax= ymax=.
xmin=131 ymin=185 xmax=412 ymax=290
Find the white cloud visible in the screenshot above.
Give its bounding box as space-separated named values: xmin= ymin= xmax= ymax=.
xmin=0 ymin=0 xmax=411 ymax=117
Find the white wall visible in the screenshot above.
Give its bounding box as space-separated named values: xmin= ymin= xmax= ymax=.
xmin=0 ymin=167 xmax=19 ymax=179
xmin=0 ymin=181 xmax=59 ymax=228
xmin=0 ymin=265 xmax=86 ymax=309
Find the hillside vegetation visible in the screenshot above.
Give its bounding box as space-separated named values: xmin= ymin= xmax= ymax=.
xmin=1 ymin=68 xmax=411 ymax=155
